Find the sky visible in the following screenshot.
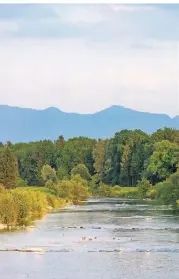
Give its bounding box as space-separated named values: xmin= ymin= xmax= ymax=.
xmin=0 ymin=4 xmax=179 ymax=116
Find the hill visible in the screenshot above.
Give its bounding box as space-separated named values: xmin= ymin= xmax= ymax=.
xmin=0 ymin=105 xmax=178 ymax=142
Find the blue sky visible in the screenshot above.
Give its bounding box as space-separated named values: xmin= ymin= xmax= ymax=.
xmin=0 ymin=4 xmax=178 ymax=116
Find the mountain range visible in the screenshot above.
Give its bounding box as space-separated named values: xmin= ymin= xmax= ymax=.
xmin=0 ymin=105 xmax=178 ymax=142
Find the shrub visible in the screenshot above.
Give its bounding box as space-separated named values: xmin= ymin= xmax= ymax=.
xmin=0 ymin=183 xmax=5 ymax=193
xmin=0 ymin=192 xmax=18 ymax=228
xmin=138 ymin=178 xmax=152 ymax=199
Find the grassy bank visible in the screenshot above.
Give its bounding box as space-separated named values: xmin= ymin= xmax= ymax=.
xmin=95 ymin=183 xmax=139 ymax=199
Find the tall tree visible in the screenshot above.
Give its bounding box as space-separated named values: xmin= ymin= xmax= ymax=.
xmin=120 ymin=144 xmax=132 ymax=186
xmin=93 ymin=140 xmax=105 ymax=179
xmin=56 ymin=135 xmax=65 ymax=148
xmin=0 ymin=147 xmax=18 ymax=188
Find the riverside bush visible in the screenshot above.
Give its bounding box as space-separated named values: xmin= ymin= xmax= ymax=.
xmin=109 ymin=186 xmax=139 ymax=198
xmin=155 ymin=171 xmax=179 ymax=207
xmin=0 ymin=188 xmax=60 ymax=228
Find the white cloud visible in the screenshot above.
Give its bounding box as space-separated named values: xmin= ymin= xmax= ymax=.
xmin=53 ymin=5 xmax=104 ymax=25
xmin=110 ymin=5 xmax=156 ymax=13
xmin=0 ymin=37 xmax=178 ymax=117
xmin=0 ymin=20 xmax=19 ymax=35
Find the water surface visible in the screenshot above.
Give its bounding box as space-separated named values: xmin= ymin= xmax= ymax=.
xmin=0 ymin=198 xmax=179 ymax=278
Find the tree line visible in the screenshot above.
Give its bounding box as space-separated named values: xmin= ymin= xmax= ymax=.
xmin=0 ymin=127 xmax=178 ymax=190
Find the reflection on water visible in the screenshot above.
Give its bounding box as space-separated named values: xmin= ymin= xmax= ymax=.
xmin=0 ymin=198 xmax=179 ymax=279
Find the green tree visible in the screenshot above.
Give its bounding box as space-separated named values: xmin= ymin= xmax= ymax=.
xmin=12 ymin=190 xmax=31 ymax=226
xmin=155 ymin=171 xmax=179 ymax=207
xmin=71 ymin=164 xmax=91 ymax=181
xmin=152 ymin=128 xmax=179 ymax=144
xmin=0 ymin=192 xmax=18 ymax=228
xmin=71 ymin=174 xmax=88 ymax=202
xmin=146 ymin=140 xmax=179 ymax=182
xmin=57 ymin=166 xmax=69 ymax=180
xmin=93 ymin=140 xmax=105 ymax=179
xmin=41 ymin=164 xmax=57 ymax=183
xmin=120 ymin=144 xmax=132 ymax=186
xmin=56 ymin=135 xmax=65 ymax=148
xmin=0 ymin=147 xmax=18 ymax=188
xmin=98 ymin=182 xmax=110 ymax=197
xmin=55 ymin=179 xmax=74 ymax=200
xmin=15 ymin=140 xmax=56 ymax=186
xmin=56 ymin=137 xmax=96 ymax=176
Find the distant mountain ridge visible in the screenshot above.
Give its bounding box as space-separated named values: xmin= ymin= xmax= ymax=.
xmin=0 ymin=105 xmax=178 ymax=142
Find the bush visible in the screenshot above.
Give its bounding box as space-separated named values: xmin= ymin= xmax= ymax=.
xmin=0 ymin=192 xmax=18 ymax=228
xmin=109 ymin=186 xmax=139 ymax=198
xmin=0 ymin=183 xmax=5 ymax=193
xmin=46 ymin=194 xmax=59 ymax=208
xmin=0 ymin=187 xmax=62 ymax=228
xmin=155 ymin=172 xmax=179 ymax=207
xmin=138 ymin=178 xmax=152 ymax=199
xmin=147 ymin=189 xmax=156 ymax=200
xmin=16 ymin=177 xmax=27 ymax=187
xmin=12 ymin=190 xmax=31 ymax=225
xmin=55 ymin=175 xmax=89 ymax=202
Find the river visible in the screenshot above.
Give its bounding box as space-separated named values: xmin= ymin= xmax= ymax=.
xmin=0 ymin=198 xmax=179 ymax=279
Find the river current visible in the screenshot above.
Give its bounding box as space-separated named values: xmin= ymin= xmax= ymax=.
xmin=0 ymin=198 xmax=179 ymax=279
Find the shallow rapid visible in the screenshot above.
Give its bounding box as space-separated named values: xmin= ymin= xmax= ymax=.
xmin=0 ymin=198 xmax=179 ymax=279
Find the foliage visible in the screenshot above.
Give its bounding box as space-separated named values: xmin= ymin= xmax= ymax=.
xmin=41 ymin=164 xmax=57 ymax=183
xmin=16 ymin=177 xmax=27 ymax=187
xmin=71 ymin=174 xmax=88 ymax=202
xmin=0 ymin=147 xmax=19 ymax=188
xmin=0 ymin=192 xmax=18 ymax=228
xmin=0 ymin=183 xmax=5 ymax=193
xmin=146 ymin=140 xmax=179 ymax=183
xmin=0 ymin=187 xmax=63 ymax=228
xmin=138 ymin=178 xmax=152 ymax=199
xmin=93 ymin=140 xmax=105 ymax=180
xmin=71 ymin=164 xmax=91 ymax=181
xmin=6 ymin=127 xmax=178 ymax=190
xmin=57 ymin=166 xmax=69 ymax=180
xmin=55 ymin=179 xmax=74 ymax=201
xmin=155 ymin=171 xmax=179 ymax=207
xmin=109 ymin=186 xmax=139 ymax=198
xmin=88 ymin=174 xmax=100 ymax=195
xmin=55 ymin=174 xmax=88 ymax=202
xmin=98 ymin=182 xmax=111 ymax=197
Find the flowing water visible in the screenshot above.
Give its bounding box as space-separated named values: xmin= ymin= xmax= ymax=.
xmin=0 ymin=198 xmax=179 ymax=279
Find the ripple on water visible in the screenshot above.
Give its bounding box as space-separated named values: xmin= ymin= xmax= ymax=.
xmin=0 ymin=198 xmax=179 ymax=279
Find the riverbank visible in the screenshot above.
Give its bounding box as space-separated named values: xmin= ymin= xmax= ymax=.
xmin=1 ymin=171 xmax=179 ymax=232
xmin=0 ymin=186 xmax=69 ymax=231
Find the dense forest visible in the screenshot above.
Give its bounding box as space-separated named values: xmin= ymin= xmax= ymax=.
xmin=0 ymin=127 xmax=178 ymax=188
xmin=0 ymin=127 xmax=179 ymax=228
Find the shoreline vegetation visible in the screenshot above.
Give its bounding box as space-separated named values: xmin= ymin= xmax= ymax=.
xmin=0 ymin=127 xmax=179 ymax=231
xmin=0 ymin=186 xmax=69 ymax=231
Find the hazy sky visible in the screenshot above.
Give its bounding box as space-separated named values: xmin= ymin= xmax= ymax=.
xmin=0 ymin=4 xmax=179 ymax=116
